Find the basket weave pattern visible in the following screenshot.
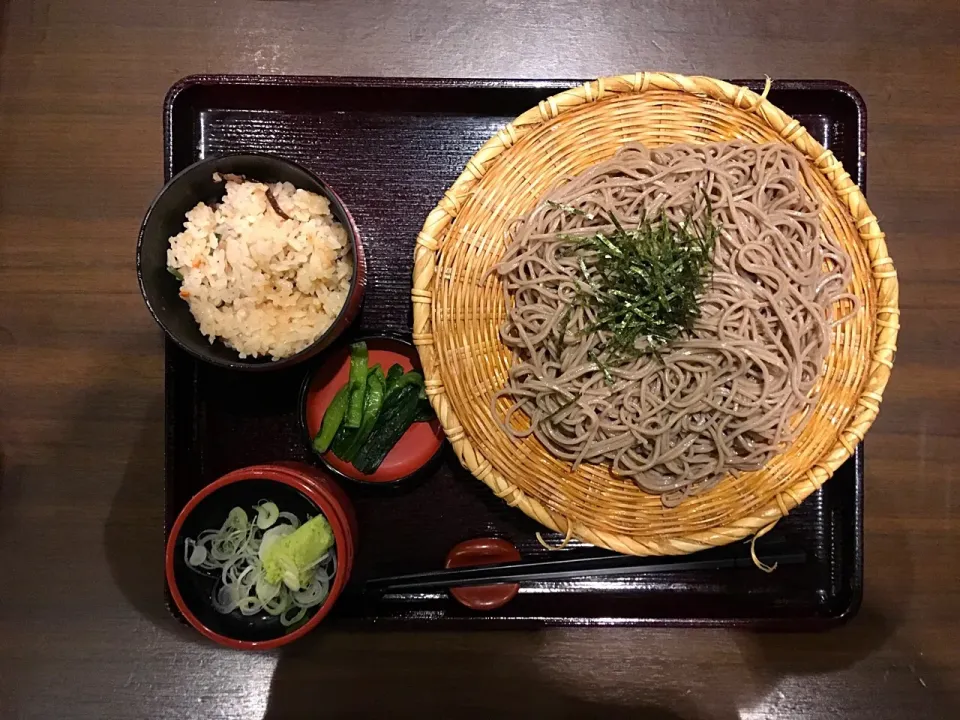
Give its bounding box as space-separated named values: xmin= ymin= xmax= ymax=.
xmin=412 ymin=72 xmax=899 ymax=556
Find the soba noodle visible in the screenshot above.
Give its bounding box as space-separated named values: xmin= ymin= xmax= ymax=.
xmin=492 ymin=140 xmax=857 ymax=506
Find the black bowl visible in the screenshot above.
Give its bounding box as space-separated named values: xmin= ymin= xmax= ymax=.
xmin=137 ymin=153 xmax=366 ymax=371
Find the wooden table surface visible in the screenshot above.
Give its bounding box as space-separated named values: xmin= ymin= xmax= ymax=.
xmin=1 ymin=0 xmax=958 ymax=718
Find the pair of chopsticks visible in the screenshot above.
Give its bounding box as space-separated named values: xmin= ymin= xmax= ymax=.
xmin=364 ymin=545 xmax=806 ymax=594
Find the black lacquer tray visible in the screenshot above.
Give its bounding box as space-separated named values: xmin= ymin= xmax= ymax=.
xmin=163 ymin=75 xmax=865 ymax=628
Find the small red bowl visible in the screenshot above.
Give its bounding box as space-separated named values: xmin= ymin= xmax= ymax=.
xmin=445 ymin=538 xmax=522 ymax=611
xmin=300 ymin=335 xmax=445 ymax=485
xmin=165 ymin=463 xmax=356 ymax=650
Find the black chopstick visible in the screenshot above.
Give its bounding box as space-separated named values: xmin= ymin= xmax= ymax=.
xmin=365 ymin=549 xmax=806 ymax=593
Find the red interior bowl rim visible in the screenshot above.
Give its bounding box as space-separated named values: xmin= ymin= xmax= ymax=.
xmin=164 ymin=464 xmax=353 ymax=651
xmin=297 ymin=332 xmax=444 ymax=485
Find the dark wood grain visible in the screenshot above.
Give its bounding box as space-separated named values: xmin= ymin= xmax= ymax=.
xmin=1 ymin=1 xmax=958 ymax=718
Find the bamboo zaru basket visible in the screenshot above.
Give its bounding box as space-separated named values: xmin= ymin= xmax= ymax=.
xmin=411 ymin=72 xmax=898 ymax=556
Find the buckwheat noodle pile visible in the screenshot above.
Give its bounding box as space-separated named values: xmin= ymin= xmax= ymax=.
xmin=492 ymin=140 xmax=858 ymax=506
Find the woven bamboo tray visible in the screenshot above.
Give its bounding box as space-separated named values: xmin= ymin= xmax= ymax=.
xmin=412 ymin=71 xmax=899 ymax=557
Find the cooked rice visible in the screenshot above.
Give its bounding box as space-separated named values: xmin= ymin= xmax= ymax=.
xmin=166 ymin=177 xmax=354 ymax=359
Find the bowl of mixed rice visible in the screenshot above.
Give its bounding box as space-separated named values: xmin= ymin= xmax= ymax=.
xmin=137 ymin=153 xmax=366 ymax=370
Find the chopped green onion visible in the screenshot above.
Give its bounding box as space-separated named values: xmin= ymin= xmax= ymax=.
xmin=255 ymin=501 xmax=279 ymax=530
xmin=183 ymin=504 xmax=336 ymax=625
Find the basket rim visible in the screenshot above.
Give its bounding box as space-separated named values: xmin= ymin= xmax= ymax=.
xmin=411 ymin=71 xmax=899 ymax=556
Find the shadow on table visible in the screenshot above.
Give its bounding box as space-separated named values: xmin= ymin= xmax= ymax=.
xmin=260 ymin=538 xmax=955 ymax=719
xmin=736 ymin=538 xmax=955 ymax=717
xmin=737 ymin=604 xmax=894 ymax=677
xmin=738 ymin=605 xmax=953 ymax=714
xmin=262 ymin=630 xmax=712 ymax=720
xmin=102 ymin=395 xmax=197 ymax=641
